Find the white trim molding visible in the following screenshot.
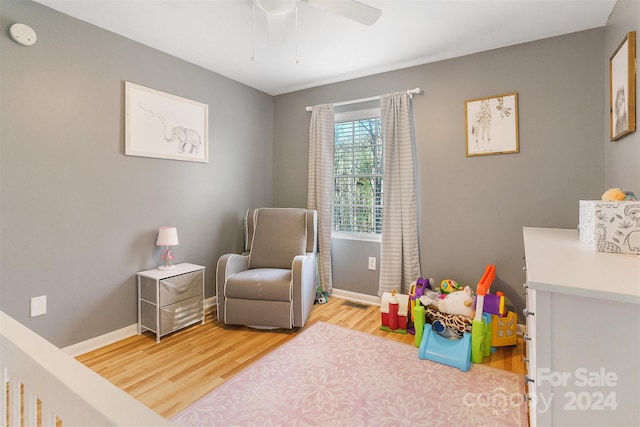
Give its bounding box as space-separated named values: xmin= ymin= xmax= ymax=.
xmin=330 ymin=288 xmax=381 ymax=306
xmin=63 ymin=293 xmax=523 ymax=357
xmin=62 ymin=324 xmax=138 ymax=358
xmin=63 ymin=296 xmax=218 ymax=357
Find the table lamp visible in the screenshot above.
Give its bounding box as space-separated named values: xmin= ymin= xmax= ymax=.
xmin=156 ymin=227 xmax=179 ymax=270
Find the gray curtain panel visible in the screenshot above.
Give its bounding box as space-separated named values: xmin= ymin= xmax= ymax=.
xmin=307 ymin=104 xmax=335 ymax=293
xmin=379 ymin=91 xmax=421 ymax=295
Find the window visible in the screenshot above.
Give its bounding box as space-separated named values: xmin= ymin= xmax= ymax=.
xmin=333 ymin=108 xmax=382 ymax=239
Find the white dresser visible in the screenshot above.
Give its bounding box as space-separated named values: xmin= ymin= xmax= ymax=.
xmin=522 ymin=227 xmax=640 ymax=426
xmin=137 ymin=263 xmax=205 ymax=342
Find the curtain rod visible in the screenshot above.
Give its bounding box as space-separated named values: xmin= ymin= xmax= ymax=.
xmin=305 ymin=87 xmax=423 ymax=112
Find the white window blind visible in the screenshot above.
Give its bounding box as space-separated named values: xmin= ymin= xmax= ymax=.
xmin=333 ymin=109 xmax=383 ymax=237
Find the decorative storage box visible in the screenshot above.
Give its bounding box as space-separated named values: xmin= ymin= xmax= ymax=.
xmin=579 ymin=200 xmax=640 ymax=254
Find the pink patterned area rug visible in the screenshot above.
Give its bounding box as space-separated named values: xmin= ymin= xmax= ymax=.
xmin=172 ymin=321 xmax=527 ymax=426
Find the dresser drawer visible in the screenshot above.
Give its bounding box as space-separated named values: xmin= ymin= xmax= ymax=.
xmin=140 ymin=269 xmax=203 ymax=305
xmin=159 ymin=295 xmax=203 ymax=335
xmin=141 ymin=295 xmax=204 ymax=336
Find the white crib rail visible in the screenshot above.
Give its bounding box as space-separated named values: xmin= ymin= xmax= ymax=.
xmin=1 ymin=311 xmax=173 ymax=426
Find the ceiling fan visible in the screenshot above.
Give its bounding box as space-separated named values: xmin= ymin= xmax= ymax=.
xmin=254 ymin=0 xmax=382 ymax=45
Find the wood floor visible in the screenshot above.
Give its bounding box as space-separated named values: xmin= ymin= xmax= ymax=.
xmin=77 ymin=297 xmax=526 ymax=420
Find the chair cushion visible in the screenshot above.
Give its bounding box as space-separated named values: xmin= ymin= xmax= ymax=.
xmin=224 ymin=268 xmax=292 ymax=301
xmin=249 ymin=208 xmax=307 ymax=269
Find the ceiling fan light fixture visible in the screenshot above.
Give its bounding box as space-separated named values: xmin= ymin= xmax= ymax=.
xmin=253 ymin=0 xmax=382 ymax=49
xmin=255 ymin=0 xmax=297 ymax=16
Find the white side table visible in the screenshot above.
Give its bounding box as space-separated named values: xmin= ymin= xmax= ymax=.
xmin=137 ymin=263 xmax=206 ymax=342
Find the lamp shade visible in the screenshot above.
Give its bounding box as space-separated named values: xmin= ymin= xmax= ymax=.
xmin=156 ymin=227 xmax=179 ymax=246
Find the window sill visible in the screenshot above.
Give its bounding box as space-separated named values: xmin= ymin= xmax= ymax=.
xmin=331 ymin=232 xmax=381 ymax=243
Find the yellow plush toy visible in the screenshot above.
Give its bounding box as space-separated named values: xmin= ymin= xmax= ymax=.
xmin=602 ymin=188 xmax=626 ymax=201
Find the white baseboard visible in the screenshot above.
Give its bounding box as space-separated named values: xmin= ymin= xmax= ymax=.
xmin=63 ymin=293 xmax=525 ymax=357
xmin=205 ymin=296 xmax=217 ymax=310
xmin=62 ymin=324 xmax=139 ymax=358
xmin=330 ymin=288 xmax=381 ymax=306
xmin=63 ymin=297 xmax=218 ymax=357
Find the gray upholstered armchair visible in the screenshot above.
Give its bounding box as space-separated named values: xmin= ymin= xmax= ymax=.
xmin=216 ymin=208 xmax=317 ymax=329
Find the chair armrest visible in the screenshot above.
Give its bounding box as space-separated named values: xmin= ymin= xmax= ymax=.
xmin=216 ymin=253 xmax=249 ymax=322
xmin=218 ymin=253 xmax=249 ymax=277
xmin=291 ymin=254 xmax=315 ymax=284
xmin=291 ymin=253 xmax=317 ymax=327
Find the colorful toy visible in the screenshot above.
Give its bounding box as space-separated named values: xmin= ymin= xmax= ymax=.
xmin=408 ymin=278 xmax=435 ymax=334
xmin=409 ymin=278 xmax=432 ymax=318
xmin=390 ymin=292 xmax=400 ymax=330
xmin=409 ymin=280 xmax=425 ymax=303
xmin=439 ymin=279 xmax=462 ymax=294
xmin=418 ymin=323 xmax=472 ymax=372
xmin=380 ymin=291 xmax=409 ymax=334
xmin=415 ymin=278 xmax=477 ymax=371
xmin=413 ymin=301 xmax=425 ymax=347
xmin=471 ymin=265 xmax=495 ymax=363
xmin=438 ymin=286 xmax=474 ymax=317
xmin=471 ymin=312 xmax=492 ymax=363
xmin=315 ymin=290 xmax=329 ymax=304
xmin=432 ymin=320 xmax=460 ymax=339
xmin=417 ymin=276 xmax=433 ymax=291
xmin=491 ymin=311 xmax=518 ymax=346
xmin=479 ymin=291 xmax=506 ymax=317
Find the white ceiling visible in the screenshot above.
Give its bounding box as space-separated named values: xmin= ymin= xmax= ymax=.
xmin=33 ymin=0 xmax=616 ymax=95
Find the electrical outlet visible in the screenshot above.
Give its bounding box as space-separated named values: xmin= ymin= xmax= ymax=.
xmin=30 ymin=295 xmax=47 ymax=317
xmin=368 ymin=257 xmax=376 ymax=270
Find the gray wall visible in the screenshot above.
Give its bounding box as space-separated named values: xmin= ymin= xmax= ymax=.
xmin=0 ymin=0 xmax=273 ymax=347
xmin=273 ymin=29 xmax=606 ymax=318
xmin=1 ymin=0 xmax=627 ymax=346
xmin=604 ymin=0 xmax=640 ymax=190
xmin=331 ymin=238 xmax=380 ymax=295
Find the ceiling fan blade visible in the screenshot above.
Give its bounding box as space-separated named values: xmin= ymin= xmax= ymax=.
xmin=305 ymin=0 xmax=382 ymax=26
xmin=256 ymin=0 xmax=297 ymax=16
xmin=265 ymin=12 xmax=289 ymax=45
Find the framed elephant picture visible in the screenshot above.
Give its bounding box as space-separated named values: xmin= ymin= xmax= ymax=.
xmin=125 ymin=82 xmax=209 ymax=163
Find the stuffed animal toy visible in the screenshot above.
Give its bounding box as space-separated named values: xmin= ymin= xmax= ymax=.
xmin=602 ymin=188 xmax=626 ymax=201
xmin=418 ymin=289 xmax=440 ymax=308
xmin=438 ymin=286 xmax=474 ymax=318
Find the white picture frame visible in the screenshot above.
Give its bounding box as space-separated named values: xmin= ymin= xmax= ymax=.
xmin=125 ymin=82 xmax=209 ymax=163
